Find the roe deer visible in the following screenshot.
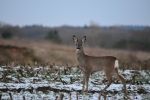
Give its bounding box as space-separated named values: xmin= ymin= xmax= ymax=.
xmin=73 ymin=35 xmax=128 ymax=95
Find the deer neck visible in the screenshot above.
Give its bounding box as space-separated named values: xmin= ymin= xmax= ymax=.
xmin=76 ymin=49 xmax=86 ymax=61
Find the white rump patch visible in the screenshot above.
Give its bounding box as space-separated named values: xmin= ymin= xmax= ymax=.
xmin=114 ymin=60 xmax=119 ymax=68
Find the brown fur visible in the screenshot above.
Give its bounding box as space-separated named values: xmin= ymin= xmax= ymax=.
xmin=73 ymin=35 xmax=128 ymax=95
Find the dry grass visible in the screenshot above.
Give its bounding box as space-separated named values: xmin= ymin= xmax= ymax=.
xmin=0 ymin=39 xmax=150 ymax=69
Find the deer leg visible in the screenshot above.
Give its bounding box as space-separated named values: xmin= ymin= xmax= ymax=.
xmin=100 ymin=73 xmax=112 ymax=94
xmin=85 ymin=72 xmax=90 ymax=93
xmin=82 ymin=73 xmax=85 ymax=93
xmin=114 ymin=69 xmax=128 ymax=95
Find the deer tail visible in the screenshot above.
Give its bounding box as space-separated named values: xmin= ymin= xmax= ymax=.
xmin=114 ymin=59 xmax=119 ymax=68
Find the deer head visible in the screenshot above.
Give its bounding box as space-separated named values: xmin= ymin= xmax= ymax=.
xmin=73 ymin=35 xmax=86 ymax=53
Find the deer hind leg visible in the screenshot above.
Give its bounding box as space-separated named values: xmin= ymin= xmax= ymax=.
xmin=100 ymin=73 xmax=112 ymax=94
xmin=114 ymin=68 xmax=128 ymax=95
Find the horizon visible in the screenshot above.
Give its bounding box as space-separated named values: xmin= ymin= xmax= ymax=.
xmin=0 ymin=0 xmax=150 ymax=27
xmin=1 ymin=21 xmax=149 ymax=28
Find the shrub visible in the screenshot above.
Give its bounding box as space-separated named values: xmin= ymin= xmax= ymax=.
xmin=1 ymin=29 xmax=13 ymax=39
xmin=45 ymin=30 xmax=61 ymax=44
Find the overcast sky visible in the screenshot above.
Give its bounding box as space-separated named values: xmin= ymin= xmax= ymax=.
xmin=0 ymin=0 xmax=150 ymax=27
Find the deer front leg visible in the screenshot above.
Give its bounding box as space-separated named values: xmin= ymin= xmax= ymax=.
xmin=82 ymin=72 xmax=90 ymax=93
xmin=85 ymin=73 xmax=90 ymax=93
xmin=82 ymin=73 xmax=85 ymax=93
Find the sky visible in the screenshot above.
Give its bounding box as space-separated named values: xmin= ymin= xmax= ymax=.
xmin=0 ymin=0 xmax=150 ymax=27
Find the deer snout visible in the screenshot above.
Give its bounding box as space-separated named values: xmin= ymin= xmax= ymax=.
xmin=76 ymin=44 xmax=82 ymax=50
xmin=76 ymin=46 xmax=80 ymax=49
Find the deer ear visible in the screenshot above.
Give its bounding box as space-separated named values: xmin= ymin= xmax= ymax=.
xmin=73 ymin=35 xmax=78 ymax=43
xmin=81 ymin=36 xmax=86 ymax=43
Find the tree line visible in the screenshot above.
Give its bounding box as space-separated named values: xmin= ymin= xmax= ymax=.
xmin=0 ymin=24 xmax=150 ymax=51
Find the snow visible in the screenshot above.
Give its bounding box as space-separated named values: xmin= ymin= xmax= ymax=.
xmin=0 ymin=65 xmax=150 ymax=100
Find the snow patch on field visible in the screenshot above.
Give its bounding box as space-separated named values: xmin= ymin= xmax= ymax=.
xmin=0 ymin=65 xmax=150 ymax=100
